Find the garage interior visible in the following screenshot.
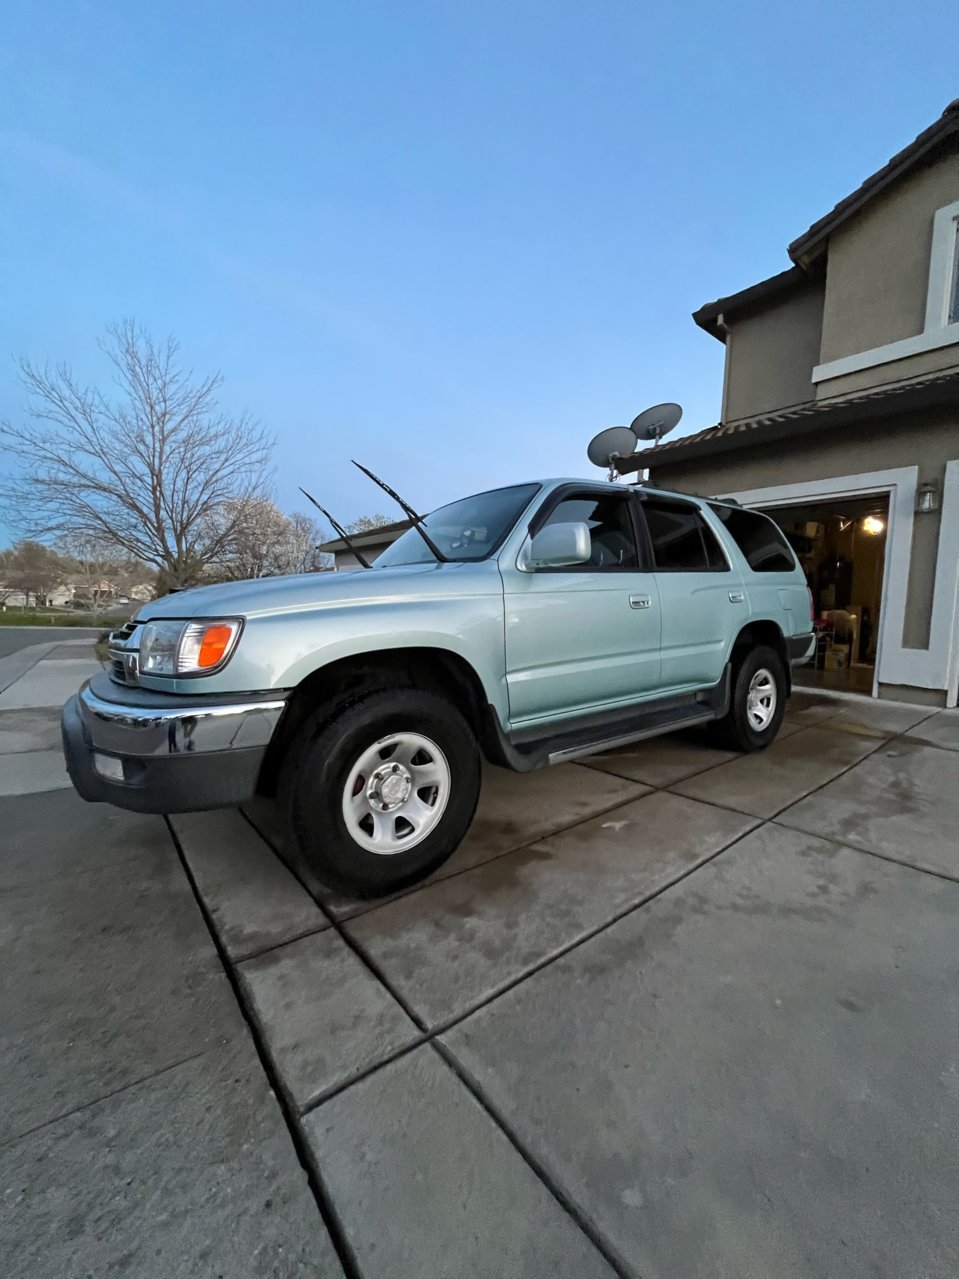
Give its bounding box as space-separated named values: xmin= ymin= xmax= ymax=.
xmin=762 ymin=495 xmax=890 ymax=695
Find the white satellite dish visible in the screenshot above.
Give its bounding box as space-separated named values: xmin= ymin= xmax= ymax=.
xmin=630 ymin=402 xmax=683 ymax=445
xmin=586 ymin=426 xmax=637 ymax=481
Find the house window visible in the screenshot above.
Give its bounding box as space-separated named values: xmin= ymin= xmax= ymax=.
xmin=950 ymin=222 xmax=959 ymax=325
xmin=925 ymin=199 xmax=959 ymax=331
xmin=813 ymin=198 xmax=959 ymax=382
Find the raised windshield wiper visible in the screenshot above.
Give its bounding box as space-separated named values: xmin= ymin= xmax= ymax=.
xmin=351 ymin=460 xmax=448 ymax=563
xmin=299 ymin=488 xmax=372 ymax=569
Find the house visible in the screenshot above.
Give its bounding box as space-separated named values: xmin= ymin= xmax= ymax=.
xmin=317 ymin=518 xmax=413 ymax=570
xmin=619 ymin=99 xmax=959 ymax=709
xmin=0 ymin=583 xmax=75 ymax=609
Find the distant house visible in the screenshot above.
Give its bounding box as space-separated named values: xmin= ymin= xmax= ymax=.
xmin=0 ymin=583 xmax=75 ymax=608
xmin=317 ymin=518 xmax=413 ymax=570
xmin=48 ymin=583 xmax=77 ymax=607
xmin=619 ymin=99 xmax=959 ymax=709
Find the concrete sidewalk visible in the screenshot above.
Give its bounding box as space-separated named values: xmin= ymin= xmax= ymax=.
xmin=0 ymin=644 xmax=345 ymax=1277
xmin=2 ymin=644 xmax=959 ymax=1277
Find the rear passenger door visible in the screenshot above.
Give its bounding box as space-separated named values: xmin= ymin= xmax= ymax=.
xmin=637 ymin=495 xmax=743 ymax=691
xmin=707 ymin=503 xmax=808 ymax=635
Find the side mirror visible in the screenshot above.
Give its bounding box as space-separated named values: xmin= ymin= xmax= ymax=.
xmin=527 ymin=521 xmax=591 ymax=569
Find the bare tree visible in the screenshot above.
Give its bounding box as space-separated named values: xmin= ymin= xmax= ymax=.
xmin=54 ymin=531 xmax=116 ymax=613
xmin=54 ymin=531 xmax=152 ymax=612
xmin=1 ymin=321 xmax=274 ymax=589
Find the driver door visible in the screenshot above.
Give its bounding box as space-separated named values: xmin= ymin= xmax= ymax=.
xmin=501 ymin=489 xmax=662 ymax=725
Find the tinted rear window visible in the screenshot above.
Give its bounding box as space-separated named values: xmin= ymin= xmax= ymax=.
xmin=642 ymin=499 xmax=728 ymax=572
xmin=709 ymin=504 xmax=796 ymax=572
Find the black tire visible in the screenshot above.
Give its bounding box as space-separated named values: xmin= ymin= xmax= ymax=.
xmin=279 ymin=687 xmax=481 ymax=897
xmin=711 ymin=645 xmax=786 ymax=752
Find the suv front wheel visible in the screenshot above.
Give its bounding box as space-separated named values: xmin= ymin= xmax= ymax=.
xmin=281 ymin=687 xmax=482 ymax=897
xmin=712 ymin=644 xmax=786 ymax=752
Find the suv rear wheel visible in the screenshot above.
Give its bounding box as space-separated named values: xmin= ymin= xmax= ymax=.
xmin=281 ymin=687 xmax=481 ymax=897
xmin=712 ymin=644 xmax=786 ymax=752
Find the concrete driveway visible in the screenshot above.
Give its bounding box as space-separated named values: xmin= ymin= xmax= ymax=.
xmin=3 ymin=652 xmax=959 ymax=1277
xmin=173 ymin=693 xmax=959 ymax=1277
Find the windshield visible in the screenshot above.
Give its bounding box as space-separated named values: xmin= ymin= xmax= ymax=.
xmin=375 ymin=483 xmax=541 ymax=566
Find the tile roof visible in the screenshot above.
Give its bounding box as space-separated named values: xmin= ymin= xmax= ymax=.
xmin=789 ymin=99 xmax=959 ymax=266
xmin=616 ymin=370 xmax=959 ymax=473
xmin=691 ymin=99 xmax=959 ymax=338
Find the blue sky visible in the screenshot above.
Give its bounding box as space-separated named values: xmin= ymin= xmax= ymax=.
xmin=1 ymin=1 xmax=956 ymax=543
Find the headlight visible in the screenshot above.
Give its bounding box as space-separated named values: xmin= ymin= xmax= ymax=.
xmin=139 ymin=619 xmax=242 ymax=676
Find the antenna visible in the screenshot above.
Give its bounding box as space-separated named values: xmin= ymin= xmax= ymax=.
xmin=586 ymin=426 xmax=637 ymax=481
xmin=299 ymin=488 xmax=373 ymax=569
xmin=630 ymin=402 xmax=683 ymax=446
xmin=350 ymin=461 xmax=449 ymax=563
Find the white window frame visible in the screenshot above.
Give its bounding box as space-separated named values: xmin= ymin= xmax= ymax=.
xmin=924 ymin=199 xmax=959 ymax=329
xmin=813 ymin=199 xmax=959 ymax=383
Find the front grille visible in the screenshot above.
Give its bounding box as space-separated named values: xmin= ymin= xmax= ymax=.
xmin=108 ymin=621 xmax=140 ymax=686
xmin=110 ymin=622 xmax=138 ymax=644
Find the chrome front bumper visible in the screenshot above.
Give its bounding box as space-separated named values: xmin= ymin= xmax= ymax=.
xmin=62 ymin=676 xmax=287 ymax=814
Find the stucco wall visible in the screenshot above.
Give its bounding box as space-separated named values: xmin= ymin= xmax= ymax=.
xmin=722 ymin=280 xmax=825 ymax=422
xmin=818 ymin=153 xmax=959 ymax=366
xmin=647 ymin=409 xmax=958 ymax=654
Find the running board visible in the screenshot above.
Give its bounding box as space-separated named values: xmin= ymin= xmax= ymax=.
xmin=481 ymin=667 xmax=731 ymax=774
xmin=546 ymin=709 xmax=716 ymax=765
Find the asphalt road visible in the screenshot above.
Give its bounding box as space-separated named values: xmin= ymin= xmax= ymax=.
xmin=0 ymin=626 xmax=102 ymax=659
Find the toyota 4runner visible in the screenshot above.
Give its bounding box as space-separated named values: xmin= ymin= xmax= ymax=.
xmin=62 ymin=479 xmax=814 ymax=896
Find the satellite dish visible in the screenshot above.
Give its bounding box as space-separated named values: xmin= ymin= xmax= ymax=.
xmin=630 ymin=402 xmax=683 ymax=445
xmin=587 ymin=426 xmax=637 ymax=480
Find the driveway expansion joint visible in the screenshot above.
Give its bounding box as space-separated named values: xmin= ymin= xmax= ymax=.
xmin=0 ymin=1049 xmax=208 ymax=1152
xmin=165 ymin=816 xmax=365 ymax=1279
xmin=230 ymin=920 xmax=335 ymax=966
xmin=769 ymin=816 xmax=959 ymax=885
xmin=431 ymin=1038 xmax=634 ymax=1279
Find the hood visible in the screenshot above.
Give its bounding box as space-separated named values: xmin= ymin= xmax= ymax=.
xmin=136 ymin=560 xmax=499 ymax=620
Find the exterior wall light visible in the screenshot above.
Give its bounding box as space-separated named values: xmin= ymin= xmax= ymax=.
xmin=915 ymin=481 xmax=940 ymax=514
xmin=861 ymin=515 xmax=885 ymax=535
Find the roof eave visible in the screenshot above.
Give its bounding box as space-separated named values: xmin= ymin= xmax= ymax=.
xmin=788 ymin=107 xmax=959 ymax=267
xmin=616 ymin=371 xmax=959 ymax=473
xmin=692 ymin=265 xmax=811 ymax=343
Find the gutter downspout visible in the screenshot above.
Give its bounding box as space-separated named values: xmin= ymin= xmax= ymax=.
xmin=716 ymin=312 xmax=732 ymax=425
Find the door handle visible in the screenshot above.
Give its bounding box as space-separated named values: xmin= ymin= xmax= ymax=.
xmin=728 ymin=591 xmax=745 ymax=603
xmin=629 ymin=595 xmax=652 ymax=609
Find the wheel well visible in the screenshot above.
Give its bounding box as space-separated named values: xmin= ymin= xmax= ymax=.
xmin=730 ymin=622 xmax=791 ymax=694
xmin=256 ymin=647 xmax=489 ymax=796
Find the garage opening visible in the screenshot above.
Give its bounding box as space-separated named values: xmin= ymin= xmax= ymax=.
xmin=760 ymin=494 xmax=890 ymax=695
